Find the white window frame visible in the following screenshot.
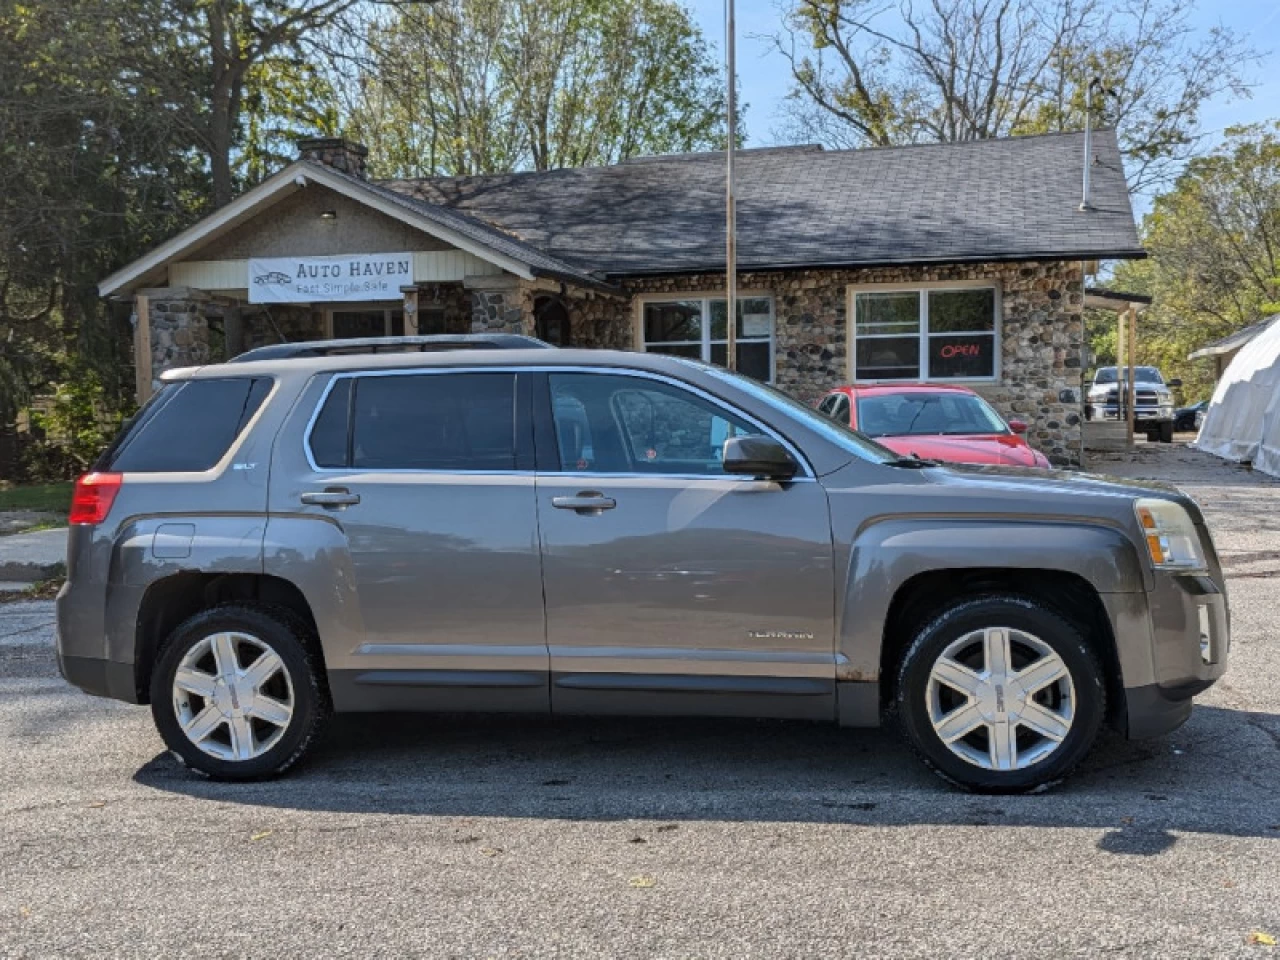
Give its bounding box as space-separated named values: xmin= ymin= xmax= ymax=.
xmin=633 ymin=292 xmax=776 ymax=383
xmin=846 ymin=280 xmax=1002 ymax=384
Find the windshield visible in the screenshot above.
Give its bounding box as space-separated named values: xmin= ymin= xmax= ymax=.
xmin=1093 ymin=366 xmax=1164 ymax=384
xmin=691 ymin=363 xmax=896 ymax=463
xmin=855 ymin=391 xmax=1009 ymax=437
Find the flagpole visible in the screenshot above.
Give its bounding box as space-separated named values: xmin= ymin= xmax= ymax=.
xmin=725 ymin=0 xmax=737 ymax=371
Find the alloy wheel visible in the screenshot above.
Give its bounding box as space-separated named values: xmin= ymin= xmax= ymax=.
xmin=171 ymin=632 xmax=295 ymax=762
xmin=925 ymin=627 xmax=1075 ymax=771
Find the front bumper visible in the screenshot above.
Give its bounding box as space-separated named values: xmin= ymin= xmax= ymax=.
xmin=1118 ymin=570 xmax=1229 ymax=739
xmin=1089 ymin=403 xmax=1175 ymax=423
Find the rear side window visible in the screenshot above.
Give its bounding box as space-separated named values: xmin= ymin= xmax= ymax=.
xmin=308 ymin=372 xmax=517 ymax=471
xmin=105 ymin=378 xmax=271 ymax=473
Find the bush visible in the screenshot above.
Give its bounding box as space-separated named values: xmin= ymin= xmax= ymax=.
xmin=21 ymin=371 xmax=126 ymax=481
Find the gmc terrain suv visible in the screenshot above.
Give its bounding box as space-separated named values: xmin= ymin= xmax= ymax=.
xmin=56 ymin=343 xmax=1229 ymax=792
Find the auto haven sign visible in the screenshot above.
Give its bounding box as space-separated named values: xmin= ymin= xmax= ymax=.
xmin=248 ymin=253 xmax=413 ymax=303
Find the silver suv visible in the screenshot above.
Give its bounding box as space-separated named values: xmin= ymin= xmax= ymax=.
xmin=56 ymin=343 xmax=1229 ymax=792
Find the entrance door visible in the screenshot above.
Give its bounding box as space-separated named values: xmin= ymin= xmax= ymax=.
xmin=289 ymin=368 xmax=547 ymax=711
xmin=534 ymin=370 xmax=836 ymax=719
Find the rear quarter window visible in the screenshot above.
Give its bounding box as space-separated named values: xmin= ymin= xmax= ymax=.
xmin=104 ymin=378 xmax=271 ymax=473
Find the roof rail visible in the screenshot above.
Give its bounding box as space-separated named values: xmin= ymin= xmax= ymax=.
xmin=228 ymin=333 xmax=554 ymax=363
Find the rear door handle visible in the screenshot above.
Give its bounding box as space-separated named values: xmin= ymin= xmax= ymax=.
xmin=551 ymin=493 xmax=616 ymax=514
xmin=301 ymin=489 xmax=361 ymax=508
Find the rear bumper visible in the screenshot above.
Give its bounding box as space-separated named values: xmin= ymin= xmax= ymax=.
xmin=1120 ymin=571 xmax=1229 ymax=739
xmin=56 ymin=651 xmax=138 ymax=703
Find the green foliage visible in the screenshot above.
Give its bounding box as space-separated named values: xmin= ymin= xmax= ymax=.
xmin=343 ymin=0 xmax=732 ymax=178
xmin=1115 ymin=123 xmax=1280 ymax=401
xmin=23 ymin=368 xmax=126 ymax=481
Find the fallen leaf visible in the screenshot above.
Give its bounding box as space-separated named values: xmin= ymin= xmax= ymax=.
xmin=479 ymin=847 xmax=503 ymax=857
xmin=19 ymin=906 xmax=31 ymax=918
xmin=628 ymin=876 xmax=656 ymax=888
xmin=250 ymin=830 xmax=272 ymax=842
xmin=85 ymin=801 xmax=106 ymax=809
xmin=656 ymin=824 xmax=678 ymax=833
xmin=1248 ymin=931 xmax=1276 ymax=947
xmin=1120 ymin=817 xmax=1135 ymax=825
xmin=1223 ymin=880 xmax=1236 ymax=889
xmin=628 ymin=836 xmax=647 ymax=844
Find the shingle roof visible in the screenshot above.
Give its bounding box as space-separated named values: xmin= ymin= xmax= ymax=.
xmin=316 ymin=162 xmax=618 ymax=292
xmin=379 ymin=129 xmax=1142 ymax=280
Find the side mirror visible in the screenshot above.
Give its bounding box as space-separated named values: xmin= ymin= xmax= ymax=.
xmin=1008 ymin=419 xmax=1029 ymax=434
xmin=1167 ymin=378 xmax=1183 ymax=388
xmin=722 ymin=435 xmax=799 ymax=480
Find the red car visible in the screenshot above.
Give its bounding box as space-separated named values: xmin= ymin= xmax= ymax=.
xmin=817 ymin=383 xmax=1052 ymax=468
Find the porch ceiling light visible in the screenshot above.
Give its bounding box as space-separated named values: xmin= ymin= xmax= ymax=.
xmin=319 ymin=209 xmax=337 ymax=220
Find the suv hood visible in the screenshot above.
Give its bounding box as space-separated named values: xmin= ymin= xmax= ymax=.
xmin=919 ymin=462 xmax=1202 ymax=520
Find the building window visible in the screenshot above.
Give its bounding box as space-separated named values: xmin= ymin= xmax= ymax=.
xmin=640 ymin=296 xmax=774 ymax=382
xmin=852 ymin=286 xmax=998 ymax=381
xmin=328 ymin=307 xmax=404 ymax=339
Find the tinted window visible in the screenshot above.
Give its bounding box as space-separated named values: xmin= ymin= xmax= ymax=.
xmin=548 ymin=373 xmax=756 ymax=475
xmin=107 ymin=378 xmax=270 ymax=473
xmin=309 ymin=378 xmax=352 ymax=468
xmin=312 ymin=373 xmax=516 ymax=471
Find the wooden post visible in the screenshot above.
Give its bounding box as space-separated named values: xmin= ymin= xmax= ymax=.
xmin=402 ymin=285 xmax=419 ymax=336
xmin=134 ymin=294 xmax=153 ymax=405
xmin=1127 ymin=305 xmax=1137 ymax=448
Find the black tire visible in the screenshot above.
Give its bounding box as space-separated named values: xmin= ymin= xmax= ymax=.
xmin=1158 ymin=421 xmax=1175 ymax=443
xmin=150 ymin=604 xmax=330 ymax=780
xmin=894 ymin=595 xmax=1105 ymax=794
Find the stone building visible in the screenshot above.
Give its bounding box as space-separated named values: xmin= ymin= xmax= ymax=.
xmin=99 ymin=131 xmax=1144 ymax=466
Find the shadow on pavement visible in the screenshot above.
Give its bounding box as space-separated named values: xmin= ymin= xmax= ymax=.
xmin=132 ymin=705 xmax=1280 ymax=845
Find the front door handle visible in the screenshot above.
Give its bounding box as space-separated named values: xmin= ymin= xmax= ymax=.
xmin=551 ymin=492 xmax=616 ymax=514
xmin=301 ymin=488 xmax=361 ymax=508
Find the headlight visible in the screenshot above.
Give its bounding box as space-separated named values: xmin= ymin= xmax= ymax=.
xmin=1134 ymin=498 xmax=1206 ymax=571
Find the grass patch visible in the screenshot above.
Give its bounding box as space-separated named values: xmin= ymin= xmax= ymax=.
xmin=0 ymin=482 xmax=74 ymax=514
xmin=0 ymin=577 xmax=64 ymax=603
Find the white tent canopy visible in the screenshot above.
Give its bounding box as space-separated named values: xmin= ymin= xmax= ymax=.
xmin=1195 ymin=318 xmax=1280 ymax=473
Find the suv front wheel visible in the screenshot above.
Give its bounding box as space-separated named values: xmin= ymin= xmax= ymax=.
xmin=895 ymin=595 xmax=1105 ymax=793
xmin=150 ymin=605 xmax=330 ymax=780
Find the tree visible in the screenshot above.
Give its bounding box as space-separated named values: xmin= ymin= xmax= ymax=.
xmin=0 ymin=0 xmax=208 ymax=426
xmin=169 ymin=0 xmax=367 ymax=206
xmin=1110 ymin=122 xmax=1280 ymax=397
xmin=768 ymin=0 xmax=1257 ymax=191
xmin=340 ymin=0 xmax=730 ymax=178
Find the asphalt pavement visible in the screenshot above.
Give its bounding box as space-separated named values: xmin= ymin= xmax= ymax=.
xmin=2 ymin=444 xmax=1279 ymax=958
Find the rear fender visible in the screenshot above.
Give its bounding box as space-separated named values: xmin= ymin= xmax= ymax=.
xmin=105 ymin=515 xmax=266 ymax=664
xmin=261 ymin=515 xmax=365 ymax=676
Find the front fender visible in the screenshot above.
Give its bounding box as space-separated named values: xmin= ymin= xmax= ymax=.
xmin=836 ymin=518 xmax=1148 ymax=686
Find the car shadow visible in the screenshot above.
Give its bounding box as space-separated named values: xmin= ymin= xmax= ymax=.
xmin=132 ymin=704 xmax=1280 ymax=847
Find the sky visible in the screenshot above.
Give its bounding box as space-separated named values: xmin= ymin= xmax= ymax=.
xmin=686 ymin=0 xmax=1280 ymax=176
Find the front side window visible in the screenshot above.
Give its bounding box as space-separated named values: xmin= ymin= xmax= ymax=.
xmin=548 ymin=373 xmax=757 ymax=475
xmin=308 ymin=372 xmax=516 ymax=471
xmin=853 ymin=287 xmax=997 ymax=381
xmin=642 ymin=296 xmax=773 ymax=383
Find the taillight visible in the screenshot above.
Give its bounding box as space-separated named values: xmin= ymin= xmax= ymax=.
xmin=68 ymin=472 xmax=123 ymax=525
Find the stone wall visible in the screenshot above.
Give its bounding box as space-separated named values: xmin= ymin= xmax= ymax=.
xmin=146 ymin=291 xmax=212 ymax=390
xmin=558 ymin=261 xmax=1086 ymax=466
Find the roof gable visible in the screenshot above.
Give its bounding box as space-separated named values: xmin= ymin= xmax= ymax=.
xmin=98 ymin=161 xmax=612 ymax=297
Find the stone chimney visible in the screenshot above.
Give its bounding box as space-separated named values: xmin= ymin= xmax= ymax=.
xmin=295 ymin=137 xmax=369 ymax=179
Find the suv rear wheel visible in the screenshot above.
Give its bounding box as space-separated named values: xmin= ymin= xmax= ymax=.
xmin=894 ymin=595 xmax=1105 ymax=793
xmin=150 ymin=605 xmax=330 ymax=780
